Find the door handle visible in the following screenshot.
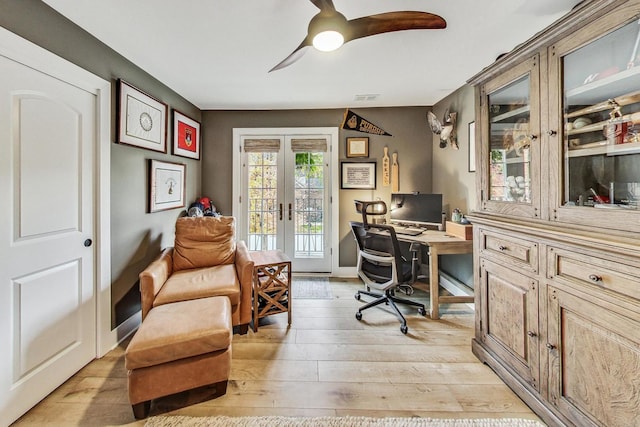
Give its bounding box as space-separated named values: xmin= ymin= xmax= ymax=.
xmin=288 ymin=203 xmax=292 ymax=221
xmin=279 ymin=203 xmax=283 ymax=221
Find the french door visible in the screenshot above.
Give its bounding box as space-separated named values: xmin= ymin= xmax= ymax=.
xmin=235 ymin=130 xmax=334 ymax=272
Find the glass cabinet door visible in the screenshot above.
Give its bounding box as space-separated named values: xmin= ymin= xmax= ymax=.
xmin=481 ymin=56 xmax=540 ymax=218
xmin=551 ymin=15 xmax=640 ymax=232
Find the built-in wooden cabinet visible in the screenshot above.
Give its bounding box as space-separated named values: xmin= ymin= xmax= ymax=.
xmin=469 ymin=1 xmax=640 ymax=426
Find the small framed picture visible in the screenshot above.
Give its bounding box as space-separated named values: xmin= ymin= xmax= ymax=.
xmin=118 ymin=80 xmax=168 ymax=153
xmin=149 ymin=159 xmax=186 ymax=213
xmin=173 ymin=110 xmax=201 ymax=160
xmin=341 ymin=162 xmax=376 ymax=189
xmin=346 ymin=137 xmax=369 ymax=158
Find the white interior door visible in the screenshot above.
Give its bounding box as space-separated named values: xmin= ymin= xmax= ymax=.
xmin=237 ymin=131 xmax=332 ymax=273
xmin=0 ymin=51 xmax=97 ymax=426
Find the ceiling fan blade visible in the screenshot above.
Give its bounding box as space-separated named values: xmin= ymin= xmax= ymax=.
xmin=309 ymin=0 xmax=336 ymax=12
xmin=269 ymin=41 xmax=311 ymax=72
xmin=344 ymin=11 xmax=446 ymax=43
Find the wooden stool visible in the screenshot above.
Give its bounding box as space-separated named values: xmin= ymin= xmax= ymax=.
xmin=124 ymin=296 xmax=232 ymax=419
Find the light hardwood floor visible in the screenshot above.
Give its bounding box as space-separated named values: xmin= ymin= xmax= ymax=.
xmin=11 ymin=278 xmax=542 ymax=426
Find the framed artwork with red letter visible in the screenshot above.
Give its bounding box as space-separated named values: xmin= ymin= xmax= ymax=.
xmin=172 ymin=110 xmax=201 ymax=160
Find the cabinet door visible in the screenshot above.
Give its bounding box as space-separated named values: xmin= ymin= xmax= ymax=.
xmin=479 ymin=258 xmax=539 ymax=390
xmin=548 ymin=4 xmax=640 ymax=233
xmin=547 ymin=286 xmax=640 ymax=427
xmin=479 ymin=55 xmax=541 ymax=219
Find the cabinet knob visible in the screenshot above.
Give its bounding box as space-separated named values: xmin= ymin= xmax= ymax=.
xmin=498 ymin=245 xmax=507 ymax=251
xmin=546 ymin=343 xmax=556 ymax=350
xmin=529 ymin=134 xmax=538 ymax=140
xmin=588 ymin=274 xmax=602 ymax=283
xmin=547 ymin=130 xmax=557 ymax=136
xmin=527 ymin=331 xmax=537 ymax=337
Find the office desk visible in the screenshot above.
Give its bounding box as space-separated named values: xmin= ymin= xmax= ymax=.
xmin=396 ymin=229 xmax=473 ymax=320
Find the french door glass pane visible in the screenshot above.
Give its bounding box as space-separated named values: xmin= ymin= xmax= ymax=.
xmin=293 ymin=152 xmax=324 ymax=258
xmin=247 ymin=152 xmax=278 ymax=251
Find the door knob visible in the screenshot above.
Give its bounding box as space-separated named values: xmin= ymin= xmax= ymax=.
xmin=84 ymin=239 xmax=93 ymax=247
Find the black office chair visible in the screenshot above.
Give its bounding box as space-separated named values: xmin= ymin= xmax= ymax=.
xmin=350 ymin=201 xmax=427 ymax=334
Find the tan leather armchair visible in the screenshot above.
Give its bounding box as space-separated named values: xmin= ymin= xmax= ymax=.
xmin=139 ymin=216 xmax=254 ymax=334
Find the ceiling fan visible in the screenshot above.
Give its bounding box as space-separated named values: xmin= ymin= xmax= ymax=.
xmin=269 ymin=0 xmax=447 ymax=72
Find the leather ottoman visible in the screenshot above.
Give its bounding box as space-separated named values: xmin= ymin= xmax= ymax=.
xmin=125 ymin=296 xmax=232 ymax=419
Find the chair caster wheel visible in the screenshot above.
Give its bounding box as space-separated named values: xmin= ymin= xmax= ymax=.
xmin=355 ymin=293 xmax=361 ymax=301
xmin=418 ymin=307 xmax=427 ymax=316
xmin=355 ymin=312 xmax=362 ymax=321
xmin=400 ymin=325 xmax=408 ymax=334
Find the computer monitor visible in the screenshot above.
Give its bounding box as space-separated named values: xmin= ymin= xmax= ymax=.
xmin=389 ymin=193 xmax=444 ymax=229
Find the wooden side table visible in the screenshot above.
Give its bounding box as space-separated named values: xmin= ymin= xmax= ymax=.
xmin=250 ymin=250 xmax=291 ymax=332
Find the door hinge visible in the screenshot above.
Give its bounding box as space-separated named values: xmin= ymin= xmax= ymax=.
xmin=239 ymin=195 xmax=242 ymax=204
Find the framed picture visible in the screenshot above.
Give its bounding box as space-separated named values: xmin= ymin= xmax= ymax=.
xmin=346 ymin=137 xmax=369 ymax=158
xmin=149 ymin=159 xmax=186 ymax=213
xmin=173 ymin=110 xmax=201 ymax=159
xmin=341 ymin=162 xmax=376 ymax=189
xmin=468 ymin=121 xmax=476 ymax=172
xmin=118 ymin=79 xmax=168 ymax=153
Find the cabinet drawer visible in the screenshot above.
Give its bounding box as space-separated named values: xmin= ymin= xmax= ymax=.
xmin=479 ymin=229 xmax=538 ymax=273
xmin=548 ymin=246 xmax=640 ymax=302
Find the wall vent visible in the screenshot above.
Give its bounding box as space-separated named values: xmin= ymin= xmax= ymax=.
xmin=353 ymin=94 xmax=380 ymax=101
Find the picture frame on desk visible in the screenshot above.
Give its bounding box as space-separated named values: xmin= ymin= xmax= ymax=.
xmin=341 ymin=162 xmax=376 ymax=189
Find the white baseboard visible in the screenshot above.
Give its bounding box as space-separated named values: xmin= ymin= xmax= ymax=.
xmin=439 ymin=271 xmax=475 ymax=310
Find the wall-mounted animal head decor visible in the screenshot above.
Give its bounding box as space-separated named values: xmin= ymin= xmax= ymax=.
xmin=427 ymin=109 xmax=458 ymax=149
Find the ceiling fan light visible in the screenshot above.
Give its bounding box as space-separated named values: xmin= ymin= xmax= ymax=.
xmin=312 ymin=30 xmax=344 ymax=52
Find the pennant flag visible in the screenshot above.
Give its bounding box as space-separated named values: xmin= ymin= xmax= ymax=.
xmin=341 ymin=109 xmax=392 ymax=136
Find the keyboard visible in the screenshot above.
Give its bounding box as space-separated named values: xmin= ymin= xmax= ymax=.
xmin=393 ymin=226 xmax=424 ymax=236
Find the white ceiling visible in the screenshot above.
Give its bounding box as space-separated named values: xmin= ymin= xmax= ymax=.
xmin=42 ymin=0 xmax=583 ymax=110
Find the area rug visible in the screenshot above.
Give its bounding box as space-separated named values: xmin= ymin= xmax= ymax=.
xmin=291 ymin=277 xmax=333 ymax=299
xmin=144 ymin=415 xmax=546 ymax=427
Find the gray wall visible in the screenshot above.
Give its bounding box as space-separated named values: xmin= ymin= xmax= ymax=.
xmin=201 ymin=107 xmax=434 ymax=267
xmin=432 ymin=84 xmax=476 ymax=286
xmin=0 ymin=0 xmax=202 ymax=328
